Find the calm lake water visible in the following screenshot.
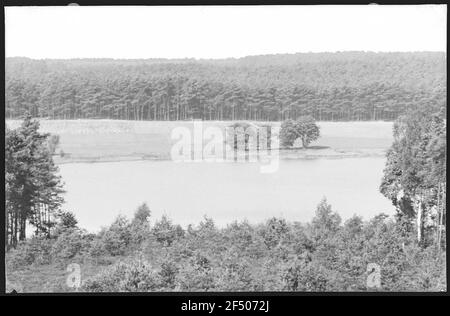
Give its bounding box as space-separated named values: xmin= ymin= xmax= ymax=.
xmin=58 ymin=157 xmax=395 ymax=232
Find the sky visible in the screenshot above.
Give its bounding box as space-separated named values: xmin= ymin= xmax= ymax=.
xmin=5 ymin=5 xmax=447 ymax=60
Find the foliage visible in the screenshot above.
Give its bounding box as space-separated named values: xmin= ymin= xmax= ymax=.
xmin=151 ymin=215 xmax=184 ymax=247
xmin=50 ymin=228 xmax=91 ymax=264
xmin=96 ymin=215 xmax=132 ymax=256
xmin=57 ymin=211 xmax=78 ymax=229
xmin=283 ymin=259 xmax=334 ymax=291
xmin=280 ymin=120 xmax=298 ymax=147
xmin=7 ymin=236 xmax=53 ymax=269
xmin=260 ymin=217 xmax=289 ymax=249
xmin=380 ymin=108 xmax=446 ymax=246
xmin=280 ymin=116 xmax=320 ymax=148
xmin=82 ymin=259 xmax=161 ymax=292
xmin=5 ymin=115 xmax=65 ymax=248
xmin=5 ymin=52 xmax=446 ymax=122
xmin=129 ymin=203 xmax=151 ymax=247
xmin=7 ymin=199 xmax=446 ymax=292
xmin=310 ymin=198 xmax=342 ymax=243
xmin=132 ymin=203 xmax=151 ymax=225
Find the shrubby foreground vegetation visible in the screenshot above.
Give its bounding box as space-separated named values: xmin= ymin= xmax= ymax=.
xmin=6 ymin=201 xmax=446 ymax=292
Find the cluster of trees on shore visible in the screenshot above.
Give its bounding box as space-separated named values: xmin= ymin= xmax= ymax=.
xmin=280 ymin=116 xmax=321 ymax=148
xmin=5 ymin=52 xmax=446 ymax=121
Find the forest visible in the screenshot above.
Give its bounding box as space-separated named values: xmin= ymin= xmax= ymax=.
xmin=5 ymin=52 xmax=446 ymax=122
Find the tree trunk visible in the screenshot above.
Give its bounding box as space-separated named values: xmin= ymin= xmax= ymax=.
xmin=302 ymin=137 xmax=308 ymax=149
xmin=415 ymin=195 xmax=424 ymax=245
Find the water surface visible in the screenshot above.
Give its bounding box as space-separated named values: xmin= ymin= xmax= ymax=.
xmin=59 ymin=157 xmax=394 ymax=232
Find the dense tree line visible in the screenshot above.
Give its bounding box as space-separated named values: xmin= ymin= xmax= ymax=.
xmin=5 ymin=52 xmax=446 ymax=121
xmin=4 ymin=87 xmax=447 ymax=292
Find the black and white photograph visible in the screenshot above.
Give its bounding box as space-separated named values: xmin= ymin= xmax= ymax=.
xmin=3 ymin=3 xmax=447 ymax=297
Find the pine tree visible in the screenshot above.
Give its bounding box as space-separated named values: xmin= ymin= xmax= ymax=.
xmin=5 ymin=114 xmax=65 ymax=248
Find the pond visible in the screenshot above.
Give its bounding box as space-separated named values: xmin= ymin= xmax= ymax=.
xmin=58 ymin=157 xmax=395 ymax=232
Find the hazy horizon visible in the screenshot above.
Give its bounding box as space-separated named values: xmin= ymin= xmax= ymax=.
xmin=5 ymin=5 xmax=447 ymax=60
xmin=6 ymin=50 xmax=447 ymax=62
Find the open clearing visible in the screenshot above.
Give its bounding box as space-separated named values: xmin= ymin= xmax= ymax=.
xmin=6 ymin=120 xmax=394 ymax=163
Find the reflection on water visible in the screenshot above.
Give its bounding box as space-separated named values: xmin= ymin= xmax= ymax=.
xmin=59 ymin=157 xmax=394 ymax=232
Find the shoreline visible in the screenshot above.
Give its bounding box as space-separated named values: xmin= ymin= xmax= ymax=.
xmin=54 ymin=148 xmax=388 ymax=165
xmin=6 ymin=119 xmax=392 ymax=164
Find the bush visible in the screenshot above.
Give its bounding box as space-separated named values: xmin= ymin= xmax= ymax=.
xmin=260 ymin=217 xmax=290 ymax=250
xmin=57 ymin=211 xmax=78 ymax=229
xmin=152 ymin=215 xmax=184 ymax=247
xmin=158 ymin=260 xmax=179 ymax=290
xmin=7 ymin=237 xmax=53 ymax=269
xmin=97 ymin=215 xmax=132 ymax=256
xmin=50 ymin=228 xmax=91 ymax=264
xmin=283 ymin=260 xmax=334 ymax=291
xmin=214 ymin=253 xmax=253 ymax=291
xmin=223 ymin=221 xmax=257 ymax=253
xmin=176 ymin=252 xmax=216 ymax=291
xmin=6 ymin=199 xmax=447 ymax=292
xmin=82 ymin=259 xmax=161 ymax=292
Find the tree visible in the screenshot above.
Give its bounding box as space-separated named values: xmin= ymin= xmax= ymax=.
xmin=296 ymin=116 xmax=321 ymax=148
xmin=5 ymin=115 xmax=65 ymax=248
xmin=152 ymin=215 xmax=184 ymax=247
xmin=310 ymin=198 xmax=342 ymax=243
xmin=132 ymin=203 xmax=151 ymax=226
xmin=53 ymin=210 xmax=79 ymax=237
xmin=279 ymin=119 xmax=298 ymax=147
xmin=380 ymin=108 xmax=446 ymax=246
xmin=58 ymin=211 xmax=78 ymax=229
xmin=261 ymin=217 xmax=289 ymax=250
xmin=97 ymin=215 xmax=132 ymax=256
xmin=280 ymin=116 xmax=320 ymax=148
xmin=129 ymin=203 xmax=152 ymax=246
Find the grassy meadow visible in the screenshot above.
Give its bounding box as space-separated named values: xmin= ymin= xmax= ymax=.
xmin=6 ymin=120 xmax=394 ymax=163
